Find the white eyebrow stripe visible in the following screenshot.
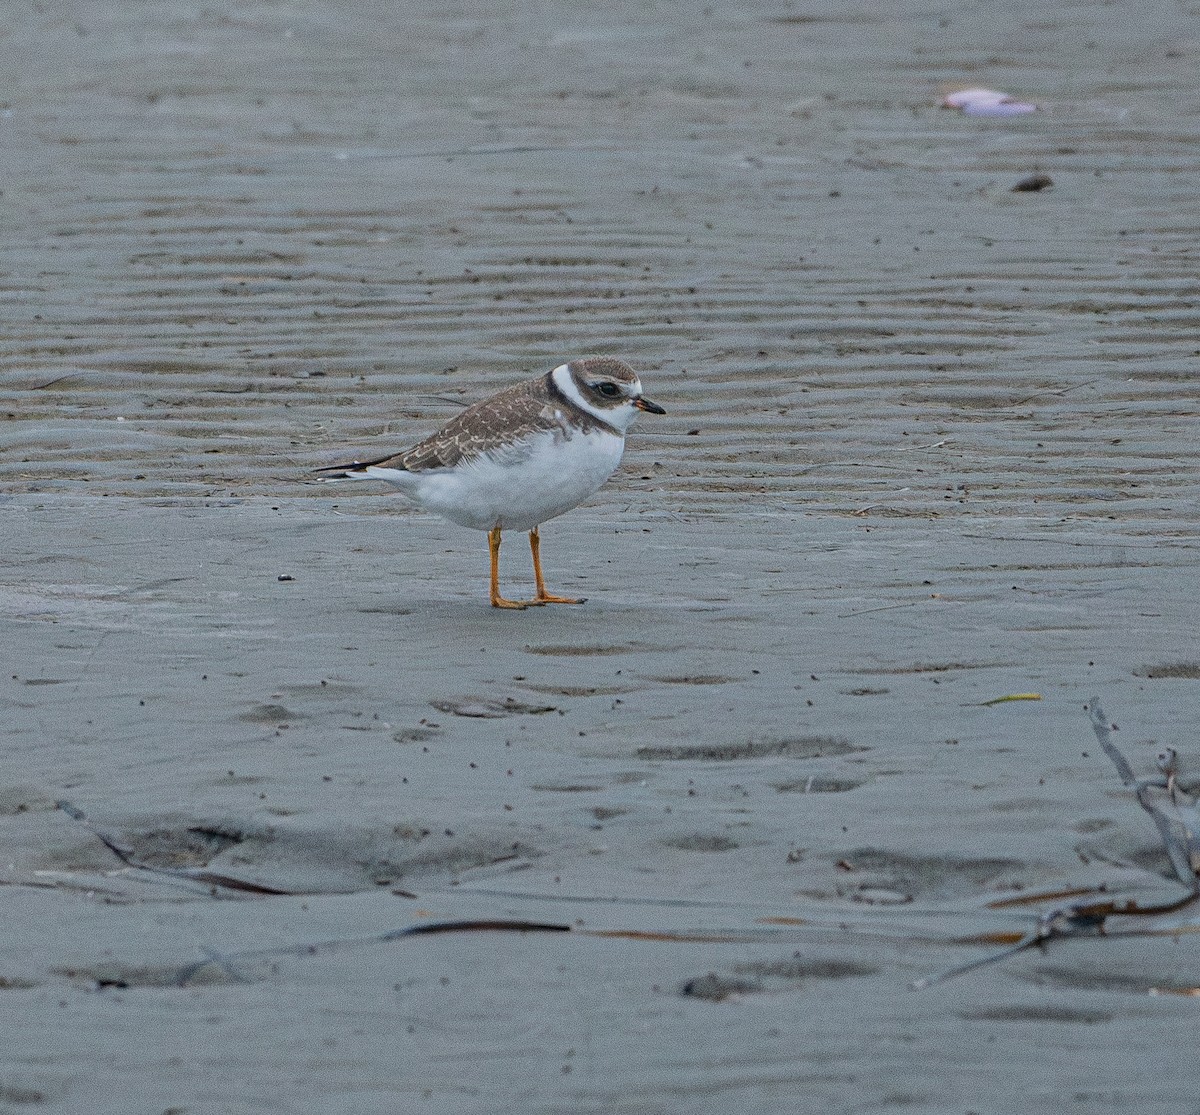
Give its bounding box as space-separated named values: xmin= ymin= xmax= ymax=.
xmin=552 ymin=362 xmax=601 ymax=418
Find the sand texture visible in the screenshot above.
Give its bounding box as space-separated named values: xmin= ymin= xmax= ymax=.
xmin=2 ymin=1 xmax=1200 ymax=1112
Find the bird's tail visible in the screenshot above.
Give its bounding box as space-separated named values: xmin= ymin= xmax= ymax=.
xmin=313 ymin=453 xmax=407 ymax=481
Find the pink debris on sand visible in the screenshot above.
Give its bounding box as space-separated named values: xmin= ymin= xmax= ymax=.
xmin=942 ymin=87 xmax=1038 ymax=116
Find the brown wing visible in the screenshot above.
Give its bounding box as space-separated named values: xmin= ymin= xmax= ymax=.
xmin=317 ymin=369 xmax=612 ymax=476
xmin=397 ymin=376 xmax=567 ymax=472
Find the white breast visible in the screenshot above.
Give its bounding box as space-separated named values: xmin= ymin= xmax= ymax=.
xmin=397 ymin=426 xmax=626 ymax=533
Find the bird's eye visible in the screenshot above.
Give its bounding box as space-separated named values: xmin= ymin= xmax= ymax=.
xmin=594 ymin=382 xmax=620 ymax=398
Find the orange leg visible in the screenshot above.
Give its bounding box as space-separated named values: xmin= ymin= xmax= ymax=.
xmin=488 ymin=527 xmax=526 ymax=609
xmin=528 ymin=527 xmax=585 ymax=605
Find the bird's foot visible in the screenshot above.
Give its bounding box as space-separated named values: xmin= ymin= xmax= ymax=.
xmin=529 ymin=592 xmax=587 ymax=606
xmin=490 ymin=595 xmax=528 ymax=610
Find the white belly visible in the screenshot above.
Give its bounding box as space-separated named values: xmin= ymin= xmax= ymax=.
xmin=369 ymin=428 xmax=626 ymax=532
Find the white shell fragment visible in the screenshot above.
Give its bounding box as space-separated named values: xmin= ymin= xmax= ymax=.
xmin=942 ymin=87 xmax=1038 ymax=116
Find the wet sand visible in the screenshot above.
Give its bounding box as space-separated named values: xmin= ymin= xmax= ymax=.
xmin=3 ymin=1 xmax=1200 ymax=1112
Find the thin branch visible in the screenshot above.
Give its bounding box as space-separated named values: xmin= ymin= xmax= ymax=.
xmin=1088 ymin=699 xmax=1198 ymax=891
xmin=56 ymin=801 xmax=294 ymax=897
xmin=914 ymin=699 xmax=1200 ymax=988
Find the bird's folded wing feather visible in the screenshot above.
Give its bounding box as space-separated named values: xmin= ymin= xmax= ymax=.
xmin=396 ymin=380 xmax=567 ymax=472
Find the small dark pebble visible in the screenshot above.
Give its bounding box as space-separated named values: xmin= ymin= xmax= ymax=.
xmin=1012 ymin=173 xmax=1053 ymax=192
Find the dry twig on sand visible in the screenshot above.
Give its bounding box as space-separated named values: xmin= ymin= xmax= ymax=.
xmin=56 ymin=800 xmax=292 ymax=897
xmin=914 ymin=697 xmax=1199 ymax=989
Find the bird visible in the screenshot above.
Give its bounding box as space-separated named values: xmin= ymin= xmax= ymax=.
xmin=316 ymin=357 xmax=664 ymax=609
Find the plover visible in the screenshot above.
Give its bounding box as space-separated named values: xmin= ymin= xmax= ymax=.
xmin=317 ymin=357 xmax=664 ymax=608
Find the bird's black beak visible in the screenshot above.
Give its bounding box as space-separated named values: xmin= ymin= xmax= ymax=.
xmin=633 ymin=396 xmax=665 ymax=415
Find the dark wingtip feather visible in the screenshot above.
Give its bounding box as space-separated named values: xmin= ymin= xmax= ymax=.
xmin=313 ymin=452 xmax=407 ymax=478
